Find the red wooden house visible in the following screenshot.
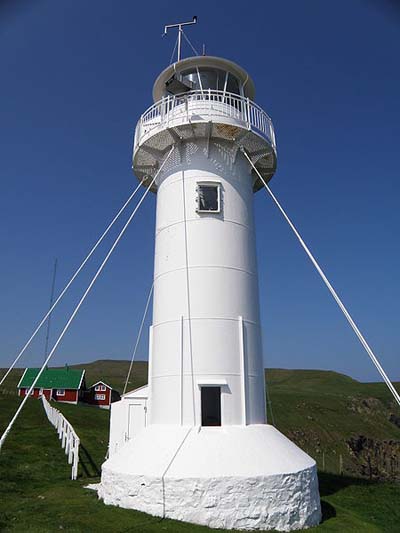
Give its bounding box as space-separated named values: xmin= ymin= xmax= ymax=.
xmin=17 ymin=367 xmax=86 ymax=404
xmin=82 ymin=381 xmax=120 ymax=409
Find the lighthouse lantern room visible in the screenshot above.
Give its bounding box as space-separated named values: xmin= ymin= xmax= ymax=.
xmin=100 ymin=30 xmax=321 ymax=531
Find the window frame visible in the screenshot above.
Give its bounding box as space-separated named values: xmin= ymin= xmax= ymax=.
xmin=95 ymin=393 xmax=106 ymax=401
xmin=95 ymin=384 xmax=106 ymax=392
xmin=196 ymin=182 xmax=221 ymax=214
xmin=56 ymin=389 xmax=65 ymax=396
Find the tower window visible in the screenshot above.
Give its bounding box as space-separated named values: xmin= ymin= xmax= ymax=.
xmin=196 ymin=183 xmax=221 ymax=213
xmin=201 ymin=386 xmax=221 ymax=426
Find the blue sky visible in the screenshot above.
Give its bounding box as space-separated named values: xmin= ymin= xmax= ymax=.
xmin=0 ymin=0 xmax=399 ymax=382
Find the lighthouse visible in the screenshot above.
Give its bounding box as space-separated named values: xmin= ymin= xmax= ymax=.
xmin=99 ymin=42 xmax=321 ymax=530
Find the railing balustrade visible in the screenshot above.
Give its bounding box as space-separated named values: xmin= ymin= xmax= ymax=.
xmin=41 ymin=395 xmax=80 ymax=480
xmin=134 ymin=90 xmax=276 ymax=152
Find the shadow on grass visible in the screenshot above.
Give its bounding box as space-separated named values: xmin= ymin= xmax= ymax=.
xmin=79 ymin=444 xmax=101 ymax=478
xmin=320 ymin=500 xmax=336 ymax=523
xmin=318 ymin=472 xmax=390 ymax=522
xmin=318 ymin=471 xmax=385 ymax=525
xmin=121 ymin=517 xmax=164 ymax=532
xmin=318 ymin=471 xmax=377 ymax=497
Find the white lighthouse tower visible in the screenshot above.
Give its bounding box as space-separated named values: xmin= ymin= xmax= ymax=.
xmin=100 ymin=38 xmax=321 ymax=530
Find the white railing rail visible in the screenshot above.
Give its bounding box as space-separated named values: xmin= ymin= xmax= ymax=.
xmin=41 ymin=395 xmax=80 ymax=480
xmin=134 ymin=90 xmax=276 ymax=152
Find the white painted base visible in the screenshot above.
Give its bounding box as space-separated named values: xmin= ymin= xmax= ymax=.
xmin=99 ymin=424 xmax=321 ymax=531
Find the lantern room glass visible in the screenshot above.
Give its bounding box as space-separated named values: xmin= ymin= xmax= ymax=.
xmin=180 ymin=67 xmax=241 ymax=96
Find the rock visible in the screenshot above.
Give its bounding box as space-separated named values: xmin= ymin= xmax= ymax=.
xmin=346 ymin=435 xmax=400 ymax=481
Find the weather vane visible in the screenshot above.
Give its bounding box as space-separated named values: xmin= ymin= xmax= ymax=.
xmin=163 ymin=16 xmax=197 ymax=62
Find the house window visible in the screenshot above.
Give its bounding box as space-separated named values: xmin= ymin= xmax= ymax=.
xmin=57 ymin=389 xmax=65 ymax=396
xmin=196 ymin=183 xmax=221 ymax=213
xmin=95 ymin=394 xmax=105 ymax=401
xmin=95 ymin=384 xmax=106 ymax=392
xmin=30 ymin=389 xmax=35 ymax=396
xmin=201 ymin=386 xmax=221 ymax=426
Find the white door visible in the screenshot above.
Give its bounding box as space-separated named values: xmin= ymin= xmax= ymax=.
xmin=127 ymin=401 xmax=147 ymax=440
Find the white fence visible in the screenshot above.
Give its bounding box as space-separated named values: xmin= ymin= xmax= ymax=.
xmin=41 ymin=396 xmax=80 ymax=480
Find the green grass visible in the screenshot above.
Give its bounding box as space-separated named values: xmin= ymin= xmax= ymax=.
xmin=2 ymin=363 xmax=400 ymax=481
xmin=264 ymin=369 xmax=400 ymax=477
xmin=1 ymin=364 xmax=400 ymax=531
xmin=0 ymin=396 xmax=222 ymax=532
xmin=1 ymin=394 xmax=399 ymax=532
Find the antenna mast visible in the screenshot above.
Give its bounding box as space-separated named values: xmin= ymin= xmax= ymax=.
xmin=44 ymin=258 xmax=58 ymax=360
xmin=164 ymin=16 xmax=197 ymax=62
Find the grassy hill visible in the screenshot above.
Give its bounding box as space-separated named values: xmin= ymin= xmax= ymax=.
xmin=2 ymin=361 xmax=400 ymax=480
xmin=1 ymin=361 xmax=400 ymax=531
xmin=264 ymin=368 xmax=400 ymax=480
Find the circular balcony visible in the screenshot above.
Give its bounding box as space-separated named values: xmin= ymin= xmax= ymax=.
xmin=133 ymin=90 xmax=277 ymax=191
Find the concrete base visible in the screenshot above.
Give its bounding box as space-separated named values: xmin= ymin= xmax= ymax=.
xmin=99 ymin=424 xmax=321 ymax=531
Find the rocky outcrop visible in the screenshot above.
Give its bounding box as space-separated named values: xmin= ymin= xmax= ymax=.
xmin=346 ymin=435 xmax=400 ymax=481
xmin=389 ymin=413 xmax=400 ymax=429
xmin=347 ymin=396 xmax=384 ymax=415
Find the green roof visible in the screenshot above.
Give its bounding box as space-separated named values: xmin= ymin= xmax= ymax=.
xmin=18 ymin=367 xmax=85 ymax=390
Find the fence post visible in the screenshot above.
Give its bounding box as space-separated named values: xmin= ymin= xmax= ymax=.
xmin=41 ymin=396 xmax=80 ymax=481
xmin=72 ymin=437 xmax=80 ymax=480
xmin=62 ymin=418 xmax=68 ymax=449
xmin=68 ymin=434 xmax=73 ymax=464
xmin=65 ymin=426 xmax=70 ymax=456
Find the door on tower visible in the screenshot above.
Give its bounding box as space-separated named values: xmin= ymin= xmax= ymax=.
xmin=201 ymin=386 xmax=221 ymax=426
xmin=127 ymin=401 xmax=147 ymax=440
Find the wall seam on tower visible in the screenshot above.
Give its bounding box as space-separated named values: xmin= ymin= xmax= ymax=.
xmin=151 ymin=316 xmax=261 ymax=328
xmin=153 ymin=265 xmax=257 ymax=281
xmin=181 ymin=168 xmax=197 ymax=426
xmin=156 ymin=218 xmax=255 ymax=236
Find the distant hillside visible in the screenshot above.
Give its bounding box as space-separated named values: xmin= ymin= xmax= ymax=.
xmin=2 ymin=360 xmax=399 ymax=481
xmin=263 ymin=368 xmax=400 ymax=481
xmin=69 ymin=359 xmax=148 ymax=392
xmin=0 ymin=360 xmax=148 ymax=396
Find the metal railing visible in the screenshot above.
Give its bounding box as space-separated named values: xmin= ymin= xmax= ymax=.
xmin=41 ymin=395 xmax=80 ymax=480
xmin=134 ymin=90 xmax=276 ymax=151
